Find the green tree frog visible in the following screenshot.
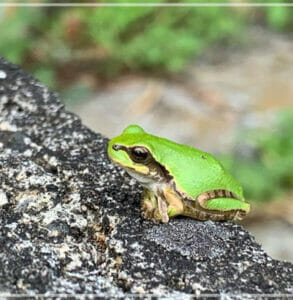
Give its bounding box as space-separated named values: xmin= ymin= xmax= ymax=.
xmin=108 ymin=125 xmax=250 ymax=223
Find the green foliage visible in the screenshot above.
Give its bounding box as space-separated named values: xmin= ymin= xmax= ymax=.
xmin=221 ymin=111 xmax=293 ymax=202
xmin=0 ymin=8 xmax=42 ymax=63
xmin=0 ymin=2 xmax=292 ymax=89
xmin=85 ymin=3 xmax=244 ymax=74
xmin=0 ymin=1 xmax=244 ymax=88
xmin=34 ymin=66 xmax=56 ymax=88
xmin=263 ymin=1 xmax=293 ymax=30
xmin=61 ymin=82 xmax=94 ymax=105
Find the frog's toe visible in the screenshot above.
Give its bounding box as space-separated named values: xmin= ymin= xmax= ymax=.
xmin=141 ymin=197 xmax=156 ymax=220
xmin=141 ymin=208 xmax=168 ymax=224
xmin=167 ymin=206 xmax=181 ymax=217
xmin=142 ymin=200 xmax=154 ymax=213
xmin=153 ymin=208 xmax=168 ymax=223
xmin=142 ymin=200 xmax=156 ymax=218
xmin=141 ymin=206 xmax=155 ymax=220
xmin=141 ymin=209 xmax=159 ymax=223
xmin=233 ymin=209 xmax=248 ymax=220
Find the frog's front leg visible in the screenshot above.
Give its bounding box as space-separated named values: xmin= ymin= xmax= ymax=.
xmin=141 ymin=189 xmax=169 ymax=223
xmin=157 ymin=197 xmax=169 ymax=223
xmin=141 ymin=189 xmax=157 ymax=219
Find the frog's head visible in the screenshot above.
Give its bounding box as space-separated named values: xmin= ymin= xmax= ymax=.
xmin=108 ymin=125 xmax=153 ymax=176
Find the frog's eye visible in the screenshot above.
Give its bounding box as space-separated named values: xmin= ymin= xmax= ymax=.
xmin=130 ymin=147 xmax=150 ymax=163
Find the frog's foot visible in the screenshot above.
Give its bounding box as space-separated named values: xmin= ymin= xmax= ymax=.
xmin=141 ymin=189 xmax=169 ymax=223
xmin=141 ymin=189 xmax=157 ymax=220
xmin=233 ymin=209 xmax=249 ymax=220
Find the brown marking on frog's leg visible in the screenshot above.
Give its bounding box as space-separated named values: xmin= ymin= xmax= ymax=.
xmin=162 ymin=186 xmax=184 ymax=218
xmin=205 ymin=207 xmax=247 ymax=221
xmin=197 ymin=189 xmax=240 ymax=208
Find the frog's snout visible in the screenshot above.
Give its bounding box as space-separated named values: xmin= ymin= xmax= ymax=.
xmin=112 ymin=144 xmax=123 ymax=151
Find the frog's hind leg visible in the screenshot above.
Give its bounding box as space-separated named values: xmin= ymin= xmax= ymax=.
xmin=163 ymin=186 xmax=184 ymax=218
xmin=204 ymin=197 xmax=250 ymax=220
xmin=198 ymin=191 xmax=250 ymax=220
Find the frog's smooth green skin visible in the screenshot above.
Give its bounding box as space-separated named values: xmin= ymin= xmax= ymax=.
xmin=107 ymin=125 xmax=250 ymax=223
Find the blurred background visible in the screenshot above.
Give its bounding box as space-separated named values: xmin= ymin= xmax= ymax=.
xmin=0 ymin=0 xmax=292 ymax=262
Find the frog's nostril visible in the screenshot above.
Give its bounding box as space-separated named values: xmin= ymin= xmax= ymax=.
xmin=112 ymin=144 xmax=121 ymax=151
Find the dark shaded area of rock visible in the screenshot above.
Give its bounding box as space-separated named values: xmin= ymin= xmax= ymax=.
xmin=0 ymin=57 xmax=292 ymax=296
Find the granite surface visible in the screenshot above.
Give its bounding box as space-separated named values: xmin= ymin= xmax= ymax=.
xmin=0 ymin=57 xmax=292 ymax=297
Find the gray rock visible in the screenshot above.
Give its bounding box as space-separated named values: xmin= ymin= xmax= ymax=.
xmin=0 ymin=57 xmax=292 ymax=297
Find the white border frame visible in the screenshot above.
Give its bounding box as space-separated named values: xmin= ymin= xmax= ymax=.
xmin=0 ymin=2 xmax=293 ymax=6
xmin=0 ymin=1 xmax=292 ymax=298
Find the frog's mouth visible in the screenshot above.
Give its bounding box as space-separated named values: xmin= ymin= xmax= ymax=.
xmin=125 ymin=169 xmax=157 ymax=187
xmin=110 ymin=156 xmax=156 ymax=188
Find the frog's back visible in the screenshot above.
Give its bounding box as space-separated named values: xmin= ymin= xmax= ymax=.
xmin=143 ymin=134 xmax=243 ymax=200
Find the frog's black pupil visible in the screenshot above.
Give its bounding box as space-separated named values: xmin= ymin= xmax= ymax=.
xmin=131 ymin=147 xmax=148 ymax=161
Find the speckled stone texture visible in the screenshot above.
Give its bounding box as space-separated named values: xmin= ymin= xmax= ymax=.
xmin=0 ymin=57 xmax=292 ymax=297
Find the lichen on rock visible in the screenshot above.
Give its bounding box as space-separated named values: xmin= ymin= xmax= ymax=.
xmin=0 ymin=57 xmax=293 ymax=296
